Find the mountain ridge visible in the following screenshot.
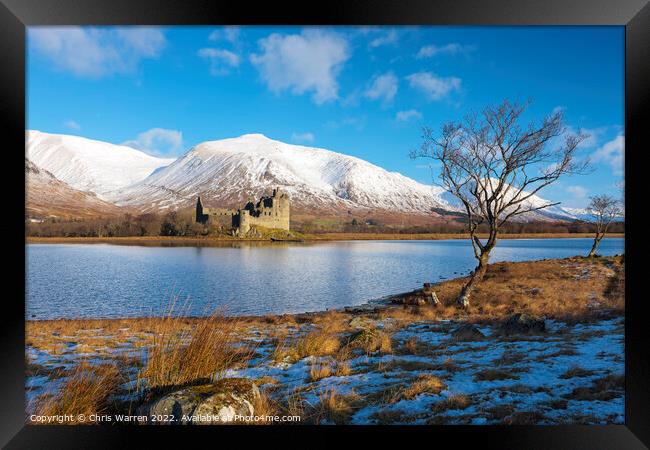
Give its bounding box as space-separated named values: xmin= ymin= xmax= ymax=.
xmin=25 ymin=131 xmax=588 ymax=223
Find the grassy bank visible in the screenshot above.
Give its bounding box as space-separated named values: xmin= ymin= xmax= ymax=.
xmin=26 ymin=232 xmax=624 ymax=246
xmin=26 ymin=255 xmax=625 ymax=425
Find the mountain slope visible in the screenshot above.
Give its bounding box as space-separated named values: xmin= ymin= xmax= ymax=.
xmin=27 ymin=130 xmax=175 ymax=198
xmin=108 ymin=134 xmax=458 ymax=214
xmin=26 ymin=158 xmax=123 ymax=219
xmin=26 ymin=131 xmax=589 ymax=223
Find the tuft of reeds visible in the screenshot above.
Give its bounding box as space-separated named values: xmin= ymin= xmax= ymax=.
xmin=137 ymin=302 xmax=248 ymax=392
xmin=32 ymin=361 xmax=121 ymax=424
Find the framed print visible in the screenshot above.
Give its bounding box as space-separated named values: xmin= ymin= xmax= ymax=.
xmin=1 ymin=0 xmax=648 ymax=447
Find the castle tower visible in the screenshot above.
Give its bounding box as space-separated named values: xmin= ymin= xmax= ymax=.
xmin=239 ymin=209 xmax=251 ymax=234
xmin=196 ymin=196 xmax=207 ymax=224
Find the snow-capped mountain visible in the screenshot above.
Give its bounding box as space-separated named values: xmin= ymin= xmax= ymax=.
xmin=26 ymin=158 xmax=122 ymax=219
xmin=26 ymin=131 xmax=591 ymax=222
xmin=108 ymin=133 xmax=458 ymax=214
xmin=26 ymin=130 xmax=175 ymax=198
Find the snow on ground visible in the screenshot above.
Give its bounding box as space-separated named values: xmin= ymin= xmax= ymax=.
xmin=26 ymin=316 xmax=624 ymax=424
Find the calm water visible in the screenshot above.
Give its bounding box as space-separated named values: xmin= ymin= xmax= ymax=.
xmin=26 ymin=238 xmax=624 ymax=319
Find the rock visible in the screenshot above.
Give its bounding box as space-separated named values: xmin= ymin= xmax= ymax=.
xmin=192 ymin=379 xmax=260 ymax=425
xmin=393 ymin=294 xmax=428 ymax=306
xmin=140 ymin=378 xmax=260 ymax=425
xmin=139 ymin=388 xmax=203 ymax=424
xmin=500 ymin=313 xmax=546 ymax=335
xmin=451 ymin=323 xmax=485 ymax=341
xmin=348 ymin=316 xmax=377 ymax=330
xmin=530 ymin=288 xmax=542 ymax=296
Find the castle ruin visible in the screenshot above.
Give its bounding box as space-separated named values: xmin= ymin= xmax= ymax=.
xmin=195 ymin=188 xmax=290 ymax=235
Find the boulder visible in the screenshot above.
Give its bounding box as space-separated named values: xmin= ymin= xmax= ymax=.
xmin=500 ymin=313 xmax=546 ymax=335
xmin=451 ymin=323 xmax=485 ymax=341
xmin=192 ymin=379 xmax=260 ymax=425
xmin=141 ymin=388 xmax=203 ymax=424
xmin=140 ymin=378 xmax=260 ymax=425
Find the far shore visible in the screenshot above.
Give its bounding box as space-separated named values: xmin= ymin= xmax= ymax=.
xmin=26 ymin=232 xmax=624 ymax=246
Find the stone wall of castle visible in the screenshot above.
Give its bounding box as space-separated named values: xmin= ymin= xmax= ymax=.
xmin=196 ymin=188 xmax=290 ymax=234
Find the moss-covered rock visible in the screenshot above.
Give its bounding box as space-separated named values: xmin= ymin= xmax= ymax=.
xmin=140 ymin=378 xmax=260 ymax=425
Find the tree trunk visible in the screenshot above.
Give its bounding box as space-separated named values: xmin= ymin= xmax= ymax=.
xmin=457 ymin=251 xmax=490 ymax=308
xmin=588 ymin=234 xmax=602 ymax=257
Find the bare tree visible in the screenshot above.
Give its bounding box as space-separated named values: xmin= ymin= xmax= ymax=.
xmin=411 ymin=100 xmax=588 ymax=308
xmin=586 ymin=194 xmax=622 ymax=257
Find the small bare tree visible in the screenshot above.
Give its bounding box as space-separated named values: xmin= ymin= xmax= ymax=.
xmin=412 ymin=100 xmax=588 ymax=308
xmin=586 ymin=194 xmax=622 ymax=257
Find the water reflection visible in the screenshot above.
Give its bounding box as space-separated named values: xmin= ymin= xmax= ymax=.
xmin=26 ymin=238 xmax=624 ymax=319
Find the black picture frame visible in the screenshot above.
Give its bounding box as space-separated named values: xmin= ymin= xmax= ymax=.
xmin=2 ymin=0 xmax=648 ymax=447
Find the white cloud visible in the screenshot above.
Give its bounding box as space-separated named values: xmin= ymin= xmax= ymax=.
xmin=250 ymin=29 xmax=350 ymax=105
xmin=198 ymin=48 xmax=240 ymax=75
xmin=396 ymin=109 xmax=422 ymax=122
xmin=369 ymin=29 xmax=398 ymax=48
xmin=415 ymin=43 xmax=472 ymax=59
xmin=406 ymin=72 xmax=461 ymax=101
xmin=559 ymin=125 xmax=607 ymax=149
xmin=208 ymin=26 xmax=241 ymax=44
xmin=29 ymin=26 xmax=166 ymax=78
xmin=325 ymin=116 xmax=366 ymax=131
xmin=122 ymin=128 xmax=183 ymax=156
xmin=577 ymin=127 xmax=608 ymax=148
xmin=566 ymin=185 xmax=588 ymax=200
xmin=63 ymin=120 xmax=81 ymax=130
xmin=364 ymin=72 xmax=398 ymax=105
xmin=592 ymin=135 xmax=624 ymax=176
xmin=290 ymin=132 xmax=315 ymax=144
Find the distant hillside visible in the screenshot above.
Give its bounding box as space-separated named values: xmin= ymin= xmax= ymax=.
xmin=26 ymin=158 xmax=123 ymax=219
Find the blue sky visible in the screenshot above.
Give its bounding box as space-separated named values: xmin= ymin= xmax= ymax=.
xmin=27 ymin=26 xmax=624 ymax=208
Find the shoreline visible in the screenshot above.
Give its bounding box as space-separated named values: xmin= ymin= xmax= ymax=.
xmin=26 ymin=255 xmax=625 ymax=324
xmin=25 ymin=232 xmax=624 ymax=246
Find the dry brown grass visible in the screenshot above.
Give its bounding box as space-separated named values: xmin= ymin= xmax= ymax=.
xmin=474 ymin=368 xmax=520 ymax=382
xmin=274 ymin=330 xmax=341 ymax=364
xmin=310 ymin=310 xmax=350 ymax=334
xmin=394 ymin=374 xmax=446 ymax=402
xmin=255 ymin=376 xmax=279 ymax=386
xmin=137 ymin=310 xmax=246 ymax=391
xmin=424 ymin=255 xmax=625 ymax=321
xmin=309 ymin=389 xmax=361 ymax=424
xmin=432 ymin=394 xmax=472 ymax=413
xmin=309 ymin=360 xmax=333 ymax=382
xmin=32 ymin=361 xmax=121 ymax=424
xmin=559 ymin=366 xmax=596 ymax=379
xmin=565 ymin=374 xmax=624 ymax=401
xmin=249 ymin=389 xmax=278 ymax=425
xmin=334 ymin=360 xmax=351 ymax=377
xmin=348 ymin=327 xmax=392 ymax=354
xmin=28 ymin=233 xmax=623 ymax=246
xmin=404 ymin=337 xmax=419 ymax=354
